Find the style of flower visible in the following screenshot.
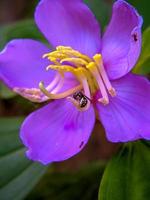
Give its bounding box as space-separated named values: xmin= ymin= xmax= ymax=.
xmin=0 ymin=0 xmax=150 ymax=165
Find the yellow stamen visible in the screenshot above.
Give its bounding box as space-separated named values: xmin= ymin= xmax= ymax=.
xmin=48 ymin=57 xmax=60 ymax=65
xmin=56 ymin=46 xmax=72 ymax=51
xmin=93 ymin=54 xmax=116 ymax=97
xmin=93 ymin=54 xmax=102 ymax=65
xmin=40 ymin=46 xmax=117 ymax=109
xmin=87 ymin=62 xmax=109 ymax=104
xmin=39 ymin=81 xmax=82 ymax=99
xmin=44 ymin=52 xmax=67 ymax=60
xmin=56 ymin=46 xmax=91 ymax=62
xmin=60 ymin=57 xmax=88 ymax=66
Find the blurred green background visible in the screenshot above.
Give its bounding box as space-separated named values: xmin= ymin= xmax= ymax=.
xmin=0 ymin=0 xmax=150 ymax=200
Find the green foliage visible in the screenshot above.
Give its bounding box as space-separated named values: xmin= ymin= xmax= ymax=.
xmin=0 ymin=83 xmax=16 ymax=99
xmin=0 ymin=117 xmax=47 ymax=200
xmin=85 ymin=0 xmax=112 ymax=29
xmin=128 ymin=0 xmax=150 ymax=29
xmin=99 ymin=141 xmax=150 ymax=200
xmin=0 ymin=19 xmax=47 ymax=50
xmin=26 ymin=162 xmax=105 ymax=200
xmin=134 ymin=27 xmax=150 ymax=74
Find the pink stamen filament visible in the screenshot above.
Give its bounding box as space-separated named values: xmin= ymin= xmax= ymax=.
xmin=39 ymin=82 xmax=82 ymax=99
xmin=41 ymin=46 xmax=117 ymax=109
xmin=82 ymin=77 xmax=91 ymax=100
xmin=50 ymin=76 xmax=64 ymax=94
xmin=80 ymin=77 xmax=91 ymax=110
xmin=46 ymin=73 xmax=61 ymax=92
xmin=93 ymin=54 xmax=116 ymax=97
xmin=87 ymin=62 xmax=109 ymax=105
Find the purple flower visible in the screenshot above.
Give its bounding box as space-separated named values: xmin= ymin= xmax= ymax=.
xmin=0 ymin=0 xmax=150 ymax=165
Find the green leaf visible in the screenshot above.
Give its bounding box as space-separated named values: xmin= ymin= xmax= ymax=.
xmin=0 ymin=83 xmax=16 ymax=99
xmin=99 ymin=141 xmax=150 ymax=200
xmin=133 ymin=27 xmax=150 ymax=74
xmin=84 ymin=0 xmax=112 ymax=29
xmin=0 ymin=19 xmax=47 ymax=50
xmin=128 ymin=0 xmax=150 ymax=29
xmin=0 ymin=117 xmax=47 ymax=200
xmin=27 ymin=161 xmax=106 ymax=200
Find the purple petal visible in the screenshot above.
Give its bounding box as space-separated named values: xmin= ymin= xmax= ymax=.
xmin=20 ymin=99 xmax=95 ymax=164
xmin=102 ymin=0 xmax=143 ymax=80
xmin=95 ymin=73 xmax=150 ymax=142
xmin=0 ymin=39 xmax=55 ymax=102
xmin=35 ymin=0 xmax=101 ymax=57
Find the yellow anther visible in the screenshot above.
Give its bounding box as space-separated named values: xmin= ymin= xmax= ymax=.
xmin=56 ymin=46 xmax=92 ymax=63
xmin=56 ymin=46 xmax=72 ymax=51
xmin=42 ymin=53 xmax=50 ymax=58
xmin=93 ymin=54 xmax=102 ymax=65
xmin=74 ymin=67 xmax=85 ymax=77
xmin=70 ymin=51 xmax=91 ymax=63
xmin=46 ymin=57 xmax=60 ymax=65
xmin=41 ymin=46 xmax=116 ymax=107
xmin=47 ymin=52 xmax=67 ymax=60
xmin=86 ymin=62 xmax=97 ymax=72
xmin=93 ymin=54 xmax=117 ymax=98
xmin=48 ymin=62 xmax=96 ymax=95
xmin=60 ymin=57 xmax=88 ymax=66
xmin=46 ymin=65 xmax=85 ymax=85
xmin=73 ymin=67 xmax=97 ymax=94
xmin=46 ymin=65 xmax=75 ymax=73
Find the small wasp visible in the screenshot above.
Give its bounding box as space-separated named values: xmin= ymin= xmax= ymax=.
xmin=73 ymin=91 xmax=90 ymax=108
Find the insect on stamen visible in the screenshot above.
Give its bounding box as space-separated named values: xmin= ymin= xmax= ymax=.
xmin=40 ymin=46 xmax=117 ymax=109
xmin=72 ymin=91 xmax=90 ymax=110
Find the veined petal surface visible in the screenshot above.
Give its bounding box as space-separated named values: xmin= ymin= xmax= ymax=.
xmin=35 ymin=0 xmax=101 ymax=57
xmin=96 ymin=74 xmax=150 ymax=142
xmin=20 ymin=99 xmax=95 ymax=164
xmin=0 ymin=39 xmax=55 ymax=101
xmin=102 ymin=0 xmax=143 ymax=80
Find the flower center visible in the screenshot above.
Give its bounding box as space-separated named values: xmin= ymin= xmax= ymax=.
xmin=39 ymin=46 xmax=116 ymax=111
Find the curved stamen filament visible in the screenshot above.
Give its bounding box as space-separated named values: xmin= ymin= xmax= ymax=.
xmin=76 ymin=69 xmax=91 ymax=99
xmin=40 ymin=46 xmax=117 ymax=109
xmin=82 ymin=69 xmax=97 ymax=94
xmin=50 ymin=76 xmax=64 ymax=94
xmin=46 ymin=73 xmax=62 ymax=91
xmin=46 ymin=64 xmax=96 ymax=95
xmin=87 ymin=62 xmax=109 ymax=105
xmin=93 ymin=54 xmax=116 ymax=97
xmin=39 ymin=82 xmax=82 ymax=99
